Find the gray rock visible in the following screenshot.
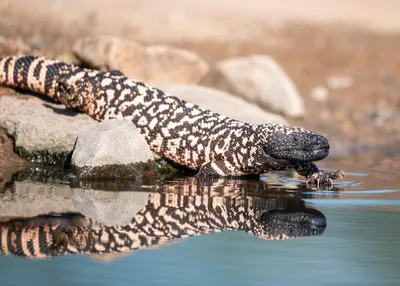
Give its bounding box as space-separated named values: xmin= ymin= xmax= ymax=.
xmin=153 ymin=83 xmax=288 ymax=125
xmin=73 ymin=36 xmax=209 ymax=84
xmin=144 ymin=45 xmax=210 ymax=84
xmin=201 ymin=55 xmax=304 ymax=117
xmin=73 ymin=36 xmax=145 ymax=75
xmin=71 ymin=119 xmax=155 ymax=179
xmin=0 ymin=128 xmax=28 ymax=168
xmin=0 ymin=95 xmax=97 ymax=163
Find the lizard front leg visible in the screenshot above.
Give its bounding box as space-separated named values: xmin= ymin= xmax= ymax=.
xmin=294 ymin=162 xmax=346 ymax=187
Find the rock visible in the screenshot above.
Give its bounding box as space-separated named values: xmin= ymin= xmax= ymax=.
xmin=326 ymin=76 xmax=353 ymax=89
xmin=310 ymin=85 xmax=329 ymax=102
xmin=0 ymin=95 xmax=97 ymax=165
xmin=71 ymin=119 xmax=156 ymax=179
xmin=29 ymin=38 xmax=43 ymax=50
xmin=0 ymin=128 xmax=28 ymax=168
xmin=152 ymin=83 xmax=288 ymax=125
xmin=73 ymin=36 xmax=209 ymax=84
xmin=0 ymin=127 xmax=29 ymax=191
xmin=144 ymin=45 xmax=209 ymax=84
xmin=201 ymin=55 xmax=304 ymax=118
xmin=73 ymin=36 xmax=145 ymax=75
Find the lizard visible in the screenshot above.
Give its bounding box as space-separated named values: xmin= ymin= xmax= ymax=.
xmin=0 ymin=55 xmax=345 ymax=183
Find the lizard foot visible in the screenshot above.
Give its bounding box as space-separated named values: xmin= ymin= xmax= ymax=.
xmin=306 ymin=170 xmax=346 ymax=188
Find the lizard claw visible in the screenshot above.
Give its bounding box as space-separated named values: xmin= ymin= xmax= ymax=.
xmin=306 ymin=170 xmax=346 ymax=188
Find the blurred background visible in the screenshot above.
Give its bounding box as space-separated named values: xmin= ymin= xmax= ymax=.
xmin=2 ymin=0 xmax=400 ymax=39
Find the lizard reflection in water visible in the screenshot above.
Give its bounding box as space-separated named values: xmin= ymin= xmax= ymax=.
xmin=0 ymin=179 xmax=326 ymax=259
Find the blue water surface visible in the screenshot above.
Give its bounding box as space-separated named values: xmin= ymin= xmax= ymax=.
xmin=1 ymin=164 xmax=400 ymax=286
xmin=1 ymin=207 xmax=399 ymax=286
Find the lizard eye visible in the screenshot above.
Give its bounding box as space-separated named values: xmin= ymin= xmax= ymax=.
xmin=292 ymin=135 xmax=300 ymax=143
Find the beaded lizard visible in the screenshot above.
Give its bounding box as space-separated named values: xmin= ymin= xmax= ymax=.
xmin=0 ymin=55 xmax=344 ymax=183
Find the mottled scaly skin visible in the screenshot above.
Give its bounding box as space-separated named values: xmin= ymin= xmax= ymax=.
xmin=0 ymin=188 xmax=326 ymax=259
xmin=0 ymin=55 xmax=344 ymax=181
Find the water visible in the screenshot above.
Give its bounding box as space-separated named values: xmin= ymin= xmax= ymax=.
xmin=0 ymin=159 xmax=399 ymax=286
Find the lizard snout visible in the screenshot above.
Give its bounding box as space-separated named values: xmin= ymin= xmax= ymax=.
xmin=309 ymin=134 xmax=329 ymax=149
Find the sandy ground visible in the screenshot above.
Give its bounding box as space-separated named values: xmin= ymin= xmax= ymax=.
xmin=0 ymin=0 xmax=399 ymax=172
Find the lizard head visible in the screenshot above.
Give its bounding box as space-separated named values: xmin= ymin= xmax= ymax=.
xmin=257 ymin=123 xmax=330 ymax=162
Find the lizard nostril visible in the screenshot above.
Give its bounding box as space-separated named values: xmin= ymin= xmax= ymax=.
xmin=311 ymin=135 xmax=329 ymax=147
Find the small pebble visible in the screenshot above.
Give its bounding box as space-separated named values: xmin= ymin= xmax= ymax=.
xmin=30 ymin=39 xmax=43 ymax=50
xmin=326 ymin=76 xmax=353 ymax=89
xmin=310 ymin=85 xmax=329 ymax=102
xmin=373 ymin=108 xmax=394 ymax=126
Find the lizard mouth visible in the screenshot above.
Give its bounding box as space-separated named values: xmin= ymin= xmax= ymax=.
xmin=269 ymin=146 xmax=329 ymax=162
xmin=300 ymin=146 xmax=329 ymax=161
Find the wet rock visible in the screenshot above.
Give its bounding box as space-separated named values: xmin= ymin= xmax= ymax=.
xmin=201 ymin=55 xmax=304 ymax=117
xmin=73 ymin=36 xmax=209 ymax=84
xmin=0 ymin=95 xmax=97 ymax=165
xmin=71 ymin=120 xmax=156 ymax=179
xmin=310 ymin=85 xmax=329 ymax=102
xmin=153 ymin=83 xmax=288 ymax=125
